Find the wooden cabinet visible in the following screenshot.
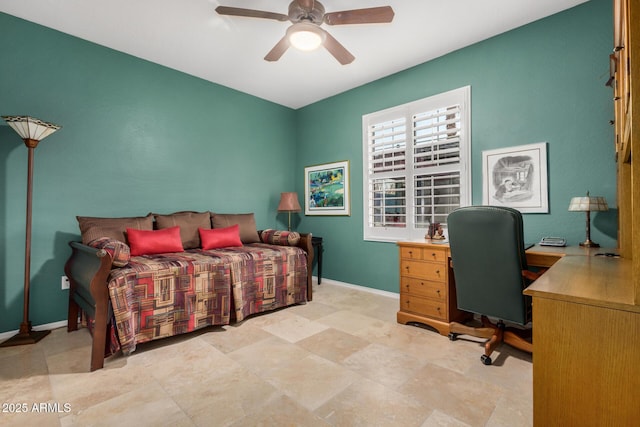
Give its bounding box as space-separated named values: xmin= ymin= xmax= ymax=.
xmin=523 ymin=3 xmax=640 ymax=424
xmin=525 ymin=256 xmax=640 ymax=426
xmin=613 ymin=0 xmax=640 ymax=303
xmin=396 ymin=241 xmax=469 ymax=335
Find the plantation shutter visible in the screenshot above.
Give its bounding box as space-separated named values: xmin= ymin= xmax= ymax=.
xmin=412 ymin=105 xmax=462 ymax=228
xmin=367 ymin=117 xmax=407 ymax=228
xmin=363 ymin=86 xmax=470 ymax=241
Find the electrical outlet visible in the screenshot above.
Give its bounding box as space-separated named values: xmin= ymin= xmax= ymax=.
xmin=61 ymin=275 xmax=70 ymax=290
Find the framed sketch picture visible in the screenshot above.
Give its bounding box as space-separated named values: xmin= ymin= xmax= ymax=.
xmin=305 ymin=160 xmax=350 ymax=216
xmin=482 ymin=142 xmax=548 ymax=213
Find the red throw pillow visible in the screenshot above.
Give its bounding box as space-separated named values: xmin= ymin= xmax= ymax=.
xmin=126 ymin=226 xmax=184 ymax=256
xmin=199 ymin=225 xmax=243 ymax=250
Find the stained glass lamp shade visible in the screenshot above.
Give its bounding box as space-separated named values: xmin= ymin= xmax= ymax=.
xmin=568 ymin=191 xmax=608 ymax=248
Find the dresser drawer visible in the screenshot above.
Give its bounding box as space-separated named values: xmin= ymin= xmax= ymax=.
xmin=400 ymin=260 xmax=446 ymax=282
xmin=421 ymin=248 xmax=447 ymax=263
xmin=400 ymin=246 xmax=423 ymax=260
xmin=400 ymin=246 xmax=447 ymax=262
xmin=400 ymin=294 xmax=447 ymax=321
xmin=400 ymin=277 xmax=447 ymax=301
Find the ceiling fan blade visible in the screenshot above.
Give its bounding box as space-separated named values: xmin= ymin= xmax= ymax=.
xmin=324 ymin=6 xmax=395 ymax=25
xmin=296 ymin=0 xmax=315 ymax=11
xmin=215 ymin=6 xmax=288 ymax=22
xmin=264 ymin=36 xmax=290 ymax=62
xmin=321 ymin=29 xmax=355 ymax=65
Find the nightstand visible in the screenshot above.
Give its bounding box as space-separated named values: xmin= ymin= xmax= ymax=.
xmin=311 ymin=236 xmax=323 ymax=284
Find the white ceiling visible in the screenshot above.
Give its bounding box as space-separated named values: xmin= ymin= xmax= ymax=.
xmin=0 ymin=0 xmax=588 ymax=109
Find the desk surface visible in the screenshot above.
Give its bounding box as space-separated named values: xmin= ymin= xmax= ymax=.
xmin=526 ymin=244 xmax=611 ymax=257
xmin=524 ymin=252 xmax=638 ymax=313
xmin=518 ymin=245 xmax=637 ymax=314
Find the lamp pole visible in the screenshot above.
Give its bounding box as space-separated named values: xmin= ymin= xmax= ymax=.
xmin=19 ymin=140 xmax=37 ymax=335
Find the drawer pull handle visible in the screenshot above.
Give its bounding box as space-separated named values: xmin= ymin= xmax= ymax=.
xmin=431 ymin=252 xmax=436 ymax=258
xmin=436 ymin=290 xmax=441 ymax=296
xmin=435 ymin=270 xmax=440 ymax=275
xmin=408 ymin=250 xmax=413 ymax=256
xmin=437 ymin=307 xmax=441 ymax=312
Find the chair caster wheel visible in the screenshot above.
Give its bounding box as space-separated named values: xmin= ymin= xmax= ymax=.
xmin=480 ymin=354 xmax=492 ymax=365
xmin=448 ymin=333 xmax=458 ymax=341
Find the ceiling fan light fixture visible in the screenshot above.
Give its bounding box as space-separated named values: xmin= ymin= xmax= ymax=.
xmin=287 ymin=22 xmax=325 ymax=51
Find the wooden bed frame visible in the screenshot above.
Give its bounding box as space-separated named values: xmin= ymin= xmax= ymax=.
xmin=64 ymin=233 xmax=314 ymax=371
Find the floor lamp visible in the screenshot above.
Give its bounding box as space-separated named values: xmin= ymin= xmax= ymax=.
xmin=1 ymin=115 xmax=61 ymax=347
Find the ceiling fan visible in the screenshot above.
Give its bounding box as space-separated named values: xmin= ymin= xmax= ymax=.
xmin=216 ymin=1 xmax=394 ymax=65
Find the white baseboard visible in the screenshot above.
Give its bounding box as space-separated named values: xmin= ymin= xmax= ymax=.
xmin=0 ymin=320 xmax=68 ymax=341
xmin=315 ymin=276 xmax=399 ymax=299
xmin=0 ymin=280 xmax=397 ymax=339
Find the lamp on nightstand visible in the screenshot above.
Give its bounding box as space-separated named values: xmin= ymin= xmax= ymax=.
xmin=278 ymin=192 xmax=301 ymax=231
xmin=1 ymin=115 xmax=61 ymax=347
xmin=568 ymin=191 xmax=608 ymax=248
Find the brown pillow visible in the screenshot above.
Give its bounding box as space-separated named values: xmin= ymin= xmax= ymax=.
xmin=154 ymin=211 xmax=211 ymax=249
xmin=77 ymin=215 xmax=154 ymax=245
xmin=211 ymin=213 xmax=260 ymax=244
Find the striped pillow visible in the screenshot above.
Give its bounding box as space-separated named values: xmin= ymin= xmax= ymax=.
xmin=260 ymin=229 xmax=300 ymax=246
xmin=87 ymin=237 xmax=131 ymax=267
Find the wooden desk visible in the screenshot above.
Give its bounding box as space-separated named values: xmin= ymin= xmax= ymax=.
xmin=395 ymin=242 xmax=575 ymax=335
xmin=397 ymin=241 xmax=640 ymax=424
xmin=524 ymin=249 xmax=640 ymax=426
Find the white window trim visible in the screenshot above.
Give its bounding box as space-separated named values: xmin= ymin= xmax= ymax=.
xmin=362 ymin=86 xmax=472 ymax=242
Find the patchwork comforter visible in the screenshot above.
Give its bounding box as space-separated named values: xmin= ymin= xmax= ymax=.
xmin=107 ymin=243 xmax=308 ymax=354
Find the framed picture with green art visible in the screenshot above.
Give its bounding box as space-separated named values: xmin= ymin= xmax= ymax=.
xmin=304 ymin=160 xmax=350 ymax=216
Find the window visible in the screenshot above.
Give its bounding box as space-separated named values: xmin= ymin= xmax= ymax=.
xmin=362 ymin=86 xmax=471 ymax=241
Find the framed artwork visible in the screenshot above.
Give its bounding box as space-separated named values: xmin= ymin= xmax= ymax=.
xmin=482 ymin=142 xmax=548 ymax=213
xmin=304 ymin=160 xmax=350 ymax=216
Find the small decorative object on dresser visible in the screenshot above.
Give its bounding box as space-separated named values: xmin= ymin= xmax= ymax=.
xmin=396 ymin=241 xmax=470 ymax=335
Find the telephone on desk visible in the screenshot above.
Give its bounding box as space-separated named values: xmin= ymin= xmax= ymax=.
xmin=539 ymin=237 xmax=567 ymax=247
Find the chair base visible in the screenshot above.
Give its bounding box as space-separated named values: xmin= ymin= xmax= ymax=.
xmin=448 ymin=316 xmax=532 ymax=365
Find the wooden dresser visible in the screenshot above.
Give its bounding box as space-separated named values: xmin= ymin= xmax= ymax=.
xmin=396 ymin=241 xmax=469 ymax=335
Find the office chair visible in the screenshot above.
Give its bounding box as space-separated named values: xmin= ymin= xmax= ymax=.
xmin=446 ymin=205 xmax=539 ymax=365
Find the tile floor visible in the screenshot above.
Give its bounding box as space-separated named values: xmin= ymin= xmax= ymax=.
xmin=0 ymin=281 xmax=532 ymax=426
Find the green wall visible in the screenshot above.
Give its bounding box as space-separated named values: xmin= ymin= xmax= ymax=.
xmin=0 ymin=13 xmax=297 ymax=333
xmin=295 ymin=0 xmax=617 ymax=293
xmin=0 ymin=0 xmax=617 ymax=333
